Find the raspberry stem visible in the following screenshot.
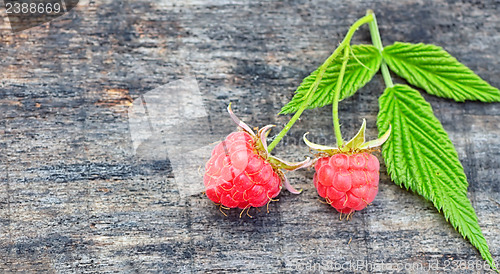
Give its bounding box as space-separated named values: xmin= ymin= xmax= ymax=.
xmin=332 ymin=45 xmax=350 ymax=147
xmin=267 ymin=13 xmax=374 ymax=153
xmin=367 ymin=10 xmax=394 ymax=88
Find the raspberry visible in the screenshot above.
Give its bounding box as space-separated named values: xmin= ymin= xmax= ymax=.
xmin=304 ymin=119 xmax=391 ymax=216
xmin=204 ymin=131 xmax=282 ymax=209
xmin=204 ymin=105 xmax=311 ymax=212
xmin=313 ymin=153 xmax=380 ymax=214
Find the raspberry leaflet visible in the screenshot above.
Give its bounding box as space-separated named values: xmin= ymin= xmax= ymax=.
xmin=204 ymin=105 xmax=311 ymax=215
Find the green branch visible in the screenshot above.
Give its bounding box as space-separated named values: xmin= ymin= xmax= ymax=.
xmin=332 ymin=46 xmax=350 ymax=147
xmin=367 ymin=9 xmax=393 ymax=88
xmin=267 ymin=13 xmax=374 ymax=152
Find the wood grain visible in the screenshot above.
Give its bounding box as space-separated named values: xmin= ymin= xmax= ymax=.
xmin=1 ymin=0 xmax=499 ymax=273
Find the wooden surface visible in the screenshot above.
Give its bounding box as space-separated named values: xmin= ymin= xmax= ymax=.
xmin=1 ymin=0 xmax=499 ymax=273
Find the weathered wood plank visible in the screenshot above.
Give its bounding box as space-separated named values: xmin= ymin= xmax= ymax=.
xmin=1 ymin=0 xmax=499 ymax=273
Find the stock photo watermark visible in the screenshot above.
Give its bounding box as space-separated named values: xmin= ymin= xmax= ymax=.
xmin=286 ymin=258 xmax=494 ymax=272
xmin=2 ymin=0 xmax=79 ymax=32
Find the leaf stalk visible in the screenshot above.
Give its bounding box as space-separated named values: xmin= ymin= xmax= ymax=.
xmin=367 ymin=9 xmax=394 ymax=88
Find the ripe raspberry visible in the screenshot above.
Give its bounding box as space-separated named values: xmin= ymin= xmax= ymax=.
xmin=313 ymin=153 xmax=379 ymax=214
xmin=204 ymin=131 xmax=282 ymax=209
xmin=304 ymin=119 xmax=391 ymax=215
xmin=204 ymin=105 xmax=311 ymax=212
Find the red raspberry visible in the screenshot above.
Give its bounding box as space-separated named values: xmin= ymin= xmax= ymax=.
xmin=304 ymin=119 xmax=391 ymax=216
xmin=313 ymin=153 xmax=379 ymax=214
xmin=204 ymin=105 xmax=310 ymax=212
xmin=204 ymin=131 xmax=282 ymax=209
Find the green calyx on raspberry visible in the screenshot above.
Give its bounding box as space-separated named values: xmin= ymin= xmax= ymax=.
xmin=227 ymin=104 xmax=312 ymax=175
xmin=304 ymin=119 xmax=391 ymax=156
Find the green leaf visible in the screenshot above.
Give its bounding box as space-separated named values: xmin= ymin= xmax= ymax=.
xmin=383 ymin=42 xmax=500 ymax=102
xmin=280 ymin=45 xmax=381 ymax=114
xmin=377 ymin=84 xmax=497 ymax=272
